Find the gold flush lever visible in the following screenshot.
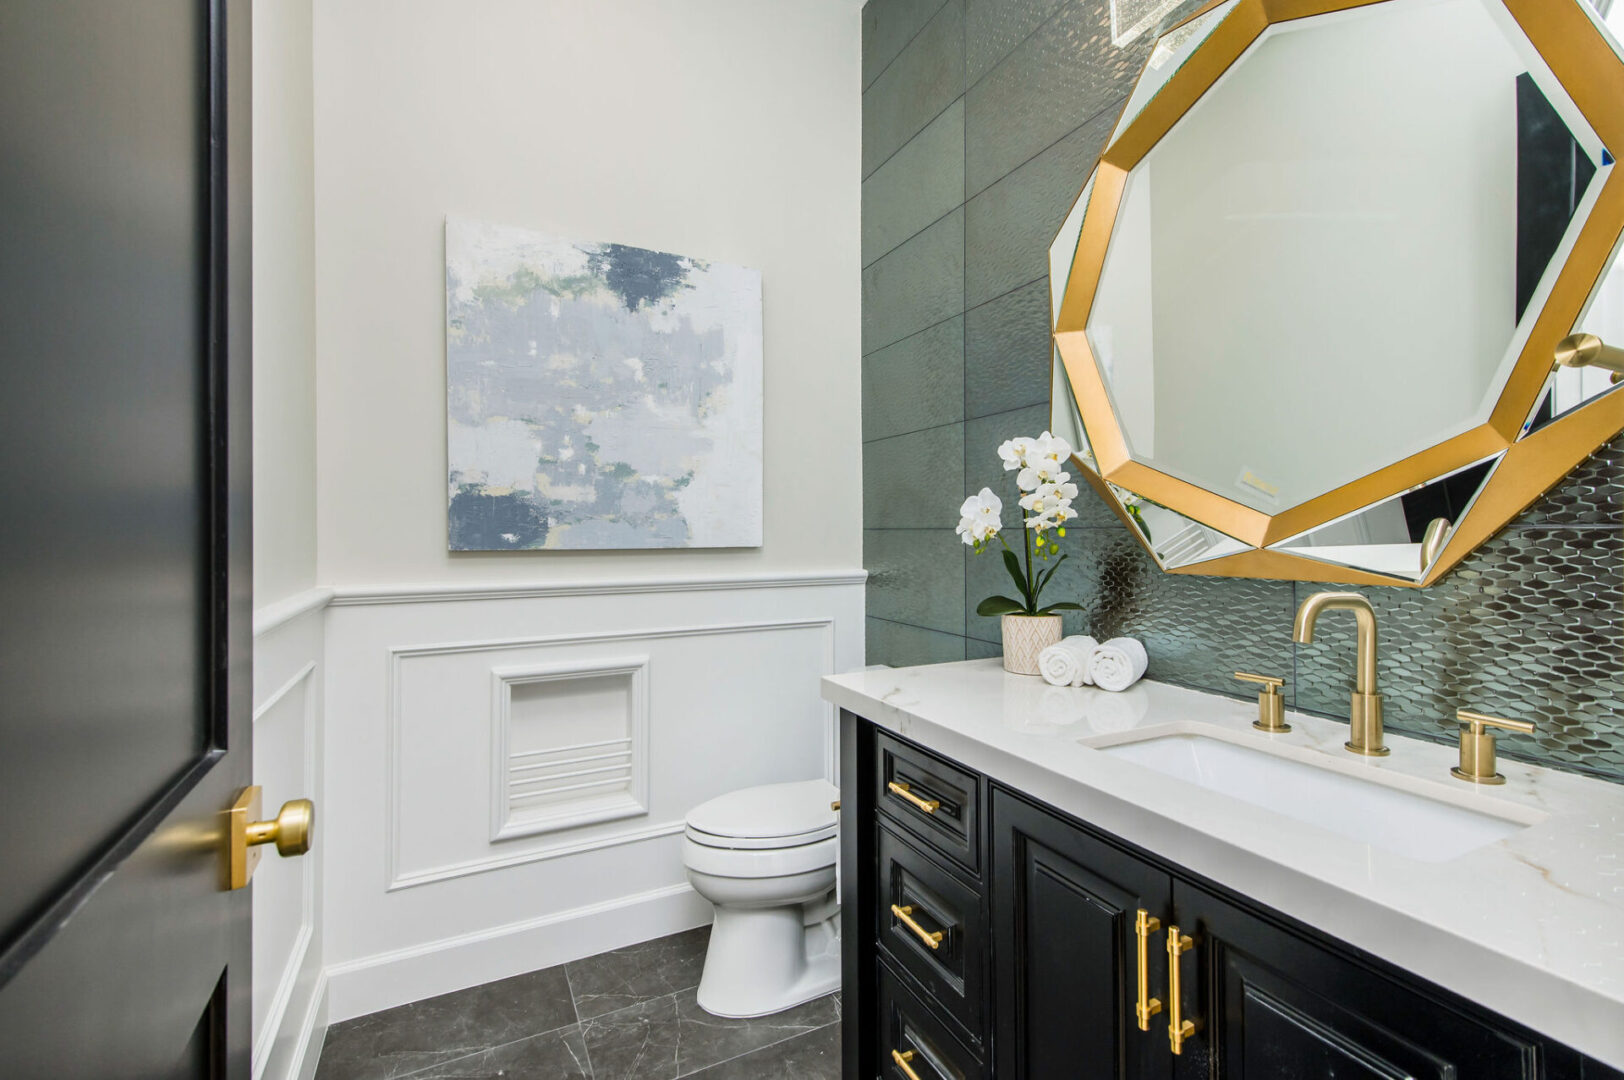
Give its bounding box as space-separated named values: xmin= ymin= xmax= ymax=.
xmin=1555 ymin=332 xmax=1624 ymax=384
xmin=1451 ymin=709 xmax=1535 ymax=786
xmin=226 ymin=785 xmax=315 ymax=890
xmin=1234 ymin=672 xmax=1288 ymax=733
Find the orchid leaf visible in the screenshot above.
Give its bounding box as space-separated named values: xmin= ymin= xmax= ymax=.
xmin=1038 ymin=601 xmax=1086 ymax=613
xmin=1001 ymin=548 xmax=1033 ymax=607
xmin=1035 ymin=553 xmax=1068 ymax=598
xmin=976 ymin=595 xmax=1030 ymax=617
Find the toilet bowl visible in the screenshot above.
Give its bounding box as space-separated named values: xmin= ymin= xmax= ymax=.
xmin=683 ymin=779 xmax=841 ymax=1018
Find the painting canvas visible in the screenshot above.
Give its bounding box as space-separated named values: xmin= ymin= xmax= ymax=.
xmin=445 ymin=217 xmax=763 ymax=550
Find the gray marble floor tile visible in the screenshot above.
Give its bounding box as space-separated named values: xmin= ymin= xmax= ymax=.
xmin=582 ymin=989 xmax=839 ymax=1080
xmin=565 ymin=926 xmax=711 ymax=1022
xmin=682 ymin=1022 xmax=841 ymax=1080
xmin=408 ymin=1025 xmax=592 ymax=1080
xmin=314 ymin=965 xmax=576 ymax=1080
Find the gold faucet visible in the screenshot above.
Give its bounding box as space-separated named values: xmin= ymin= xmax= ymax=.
xmin=1291 ymin=592 xmax=1388 ymax=756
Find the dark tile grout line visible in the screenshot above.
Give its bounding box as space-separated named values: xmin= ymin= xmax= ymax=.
xmin=672 ymin=1016 xmax=842 ymax=1079
xmin=864 ymin=392 xmax=1050 ymax=447
xmin=861 ymin=0 xmax=952 ymax=96
xmin=862 ymin=78 xmax=962 ymax=185
xmin=862 ymin=269 xmax=1045 ymax=362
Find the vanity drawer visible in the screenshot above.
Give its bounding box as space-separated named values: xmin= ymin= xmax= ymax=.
xmin=877 ymin=824 xmax=986 ymax=1044
xmin=878 ymin=959 xmax=985 ymax=1080
xmin=875 ymin=731 xmax=980 ymax=874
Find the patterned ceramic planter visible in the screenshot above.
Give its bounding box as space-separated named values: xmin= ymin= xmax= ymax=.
xmin=1001 ymin=614 xmax=1063 ymax=676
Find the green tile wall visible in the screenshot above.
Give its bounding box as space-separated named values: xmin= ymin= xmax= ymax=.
xmin=860 ymin=0 xmax=1624 ymax=783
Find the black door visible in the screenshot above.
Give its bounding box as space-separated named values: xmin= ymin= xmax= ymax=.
xmin=991 ymin=789 xmax=1175 ymax=1080
xmin=1171 ymin=883 xmax=1559 ymax=1080
xmin=0 ymin=1 xmax=253 ymax=1077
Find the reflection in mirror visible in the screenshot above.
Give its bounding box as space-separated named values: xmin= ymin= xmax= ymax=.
xmin=1056 ymin=352 xmax=1251 ymax=570
xmin=1111 ymin=1 xmax=1241 ymax=140
xmin=1524 ymin=238 xmax=1624 ymax=437
xmin=1084 ymin=0 xmax=1603 ymax=514
xmin=1269 ymin=455 xmax=1503 ymax=581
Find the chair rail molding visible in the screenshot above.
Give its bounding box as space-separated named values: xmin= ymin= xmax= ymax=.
xmin=327 ymin=568 xmax=867 ymax=606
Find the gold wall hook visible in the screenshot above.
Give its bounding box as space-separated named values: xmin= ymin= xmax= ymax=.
xmin=1555 ymin=333 xmax=1624 ymax=384
xmin=225 ymin=786 xmax=315 ymax=890
xmin=1451 ymin=709 xmax=1536 ymax=784
xmin=1234 ymin=671 xmax=1289 ymax=732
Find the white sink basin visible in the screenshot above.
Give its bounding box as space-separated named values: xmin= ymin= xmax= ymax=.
xmin=1097 ymin=732 xmax=1532 ymax=862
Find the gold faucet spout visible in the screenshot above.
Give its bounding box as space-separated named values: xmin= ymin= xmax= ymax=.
xmin=1292 ymin=591 xmax=1388 ymax=756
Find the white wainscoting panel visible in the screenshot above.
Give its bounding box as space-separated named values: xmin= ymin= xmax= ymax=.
xmin=489 ymin=655 xmax=650 ymax=842
xmin=252 ymin=591 xmax=330 ymax=1080
xmin=321 ymin=572 xmax=863 ymax=1021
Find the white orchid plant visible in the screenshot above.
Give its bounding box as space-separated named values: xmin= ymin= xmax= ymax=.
xmin=957 ymin=432 xmax=1086 ymax=619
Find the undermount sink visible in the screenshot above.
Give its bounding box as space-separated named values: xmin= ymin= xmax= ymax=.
xmin=1095 ymin=732 xmax=1534 ymax=863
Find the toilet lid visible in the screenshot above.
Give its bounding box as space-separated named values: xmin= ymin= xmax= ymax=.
xmin=685 ymin=779 xmax=839 ymax=849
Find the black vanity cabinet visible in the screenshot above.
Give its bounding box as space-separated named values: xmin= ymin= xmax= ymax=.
xmin=839 ymin=712 xmax=1604 ymax=1080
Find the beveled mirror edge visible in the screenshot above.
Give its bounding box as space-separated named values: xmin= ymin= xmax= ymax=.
xmin=1048 ymin=0 xmax=1624 ymax=587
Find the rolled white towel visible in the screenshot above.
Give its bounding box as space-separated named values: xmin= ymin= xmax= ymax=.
xmin=1090 ymin=637 xmax=1148 ymax=692
xmin=1038 ymin=635 xmax=1098 ymax=687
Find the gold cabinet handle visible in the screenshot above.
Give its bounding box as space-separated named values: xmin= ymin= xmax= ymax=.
xmin=1134 ymin=909 xmax=1163 ymax=1030
xmin=226 ymin=786 xmax=315 ymax=890
xmin=1166 ymin=925 xmax=1198 ymax=1055
xmin=886 ymin=780 xmax=940 ymax=814
xmin=891 ymin=904 xmax=945 ymax=950
xmin=891 ymin=1049 xmax=924 ymax=1080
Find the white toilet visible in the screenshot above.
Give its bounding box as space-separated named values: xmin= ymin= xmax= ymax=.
xmin=683 ymin=778 xmax=841 ymax=1018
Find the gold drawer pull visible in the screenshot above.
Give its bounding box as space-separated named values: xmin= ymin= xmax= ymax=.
xmin=891 ymin=903 xmax=945 ymax=950
xmin=1134 ymin=908 xmax=1163 ymax=1030
xmin=1167 ymin=925 xmax=1199 ymax=1055
xmin=891 ymin=1048 xmax=924 ymax=1080
xmin=887 ymin=780 xmax=940 ymax=813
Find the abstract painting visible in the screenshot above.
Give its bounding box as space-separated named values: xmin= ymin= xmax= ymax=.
xmin=445 ymin=218 xmax=763 ymax=550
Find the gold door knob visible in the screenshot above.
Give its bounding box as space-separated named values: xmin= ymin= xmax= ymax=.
xmin=226 ymin=786 xmax=315 ymax=890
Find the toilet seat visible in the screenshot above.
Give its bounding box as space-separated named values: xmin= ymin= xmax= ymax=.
xmin=685 ymin=779 xmax=838 ymax=851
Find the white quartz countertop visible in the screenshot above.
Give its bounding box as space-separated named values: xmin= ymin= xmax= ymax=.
xmin=822 ymin=659 xmax=1624 ymax=1067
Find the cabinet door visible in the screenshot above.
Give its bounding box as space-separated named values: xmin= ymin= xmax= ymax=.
xmin=1172 ymin=882 xmax=1548 ymax=1080
xmin=991 ymin=788 xmax=1175 ymax=1080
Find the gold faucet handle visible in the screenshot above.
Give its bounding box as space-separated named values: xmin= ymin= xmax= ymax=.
xmin=1456 ymin=708 xmax=1535 ymax=736
xmin=1452 ymin=709 xmax=1535 ymax=785
xmin=1234 ymin=672 xmax=1289 ymax=733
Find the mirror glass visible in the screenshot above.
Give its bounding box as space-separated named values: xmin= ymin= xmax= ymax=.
xmin=1081 ymin=0 xmax=1604 ymax=514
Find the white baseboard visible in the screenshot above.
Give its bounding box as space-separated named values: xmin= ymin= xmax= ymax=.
xmin=322 ymin=882 xmax=713 ymax=1024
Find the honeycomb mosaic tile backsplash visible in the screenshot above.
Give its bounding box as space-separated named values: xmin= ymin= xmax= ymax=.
xmin=859 ymin=0 xmax=1624 ymax=783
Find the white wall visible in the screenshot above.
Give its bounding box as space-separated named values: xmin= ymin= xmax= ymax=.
xmin=311 ymin=0 xmax=863 ymax=586
xmin=247 ymin=4 xmax=864 ymax=1071
xmin=253 ymin=0 xmax=318 ymax=607
xmin=253 ymin=3 xmax=327 ymax=1077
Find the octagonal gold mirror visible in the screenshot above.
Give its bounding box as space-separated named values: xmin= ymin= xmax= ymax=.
xmin=1050 ymin=0 xmax=1624 ymax=585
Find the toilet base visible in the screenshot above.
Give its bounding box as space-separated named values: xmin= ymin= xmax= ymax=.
xmin=695 ymin=907 xmax=841 ymax=1018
